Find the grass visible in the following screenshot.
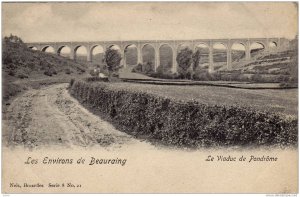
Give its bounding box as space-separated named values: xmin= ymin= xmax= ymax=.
xmin=2 ymin=36 xmax=89 ymax=106
xmin=103 ymin=82 xmax=298 ymax=117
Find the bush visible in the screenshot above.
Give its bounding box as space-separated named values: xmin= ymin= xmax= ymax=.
xmin=85 ymin=77 xmax=109 ymax=82
xmin=193 ymin=70 xmax=211 ymax=81
xmin=17 ymin=73 xmax=28 ymax=79
xmin=8 ymin=70 xmax=15 ymax=76
xmin=143 ymin=62 xmax=154 ymax=74
xmin=44 ymin=67 xmax=57 ymax=76
xmin=278 ymin=75 xmax=290 ymax=83
xmin=69 ymin=79 xmax=297 ymax=148
xmin=132 ymin=63 xmax=143 ymax=73
xmin=149 ymin=71 xmax=178 ymax=79
xmin=251 ymin=73 xmax=263 ymax=82
xmin=65 ymin=68 xmax=72 ymax=75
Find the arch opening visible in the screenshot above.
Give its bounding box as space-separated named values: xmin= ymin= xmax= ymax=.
xmin=269 ymin=41 xmax=277 ymax=48
xmin=142 ymin=44 xmax=155 ymax=71
xmin=57 ymin=46 xmax=71 ymax=58
xmin=29 ymin=46 xmax=37 ymax=50
xmin=213 ymin=43 xmax=227 ymax=70
xmin=231 ymin=43 xmax=246 ymax=63
xmin=250 ymin=42 xmax=265 ymax=58
xmin=194 ymin=43 xmax=209 ymax=69
xmin=108 ymin=45 xmax=121 ymax=51
xmin=124 ymin=44 xmax=138 ymax=66
xmin=91 ymin=45 xmax=105 ymax=64
xmin=159 ymin=44 xmax=173 ymax=72
xmin=74 ymin=46 xmax=87 ymax=62
xmin=42 ymin=46 xmax=55 ymax=53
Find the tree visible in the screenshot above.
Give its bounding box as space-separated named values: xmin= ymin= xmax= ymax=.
xmin=104 ymin=48 xmax=122 ymax=80
xmin=5 ymin=34 xmax=23 ymax=43
xmin=192 ymin=49 xmax=201 ymax=71
xmin=191 ymin=49 xmax=201 ymax=80
xmin=176 ymin=48 xmax=193 ymax=79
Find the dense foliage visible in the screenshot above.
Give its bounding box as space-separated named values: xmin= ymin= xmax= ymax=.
xmin=70 ymin=79 xmax=297 ymax=148
xmin=176 ymin=48 xmax=193 ymax=79
xmin=104 ymin=48 xmax=122 ymax=79
xmin=192 ymin=50 xmax=201 ymax=71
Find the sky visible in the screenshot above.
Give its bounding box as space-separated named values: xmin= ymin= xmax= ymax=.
xmin=2 ymin=2 xmax=298 ymax=43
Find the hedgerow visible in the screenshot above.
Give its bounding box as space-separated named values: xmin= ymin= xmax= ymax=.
xmin=69 ymin=79 xmax=297 ymax=148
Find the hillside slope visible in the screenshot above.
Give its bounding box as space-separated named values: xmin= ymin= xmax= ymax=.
xmin=2 ymin=36 xmax=88 ymax=103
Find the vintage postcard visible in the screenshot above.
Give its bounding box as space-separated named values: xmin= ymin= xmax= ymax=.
xmin=1 ymin=2 xmax=298 ymax=194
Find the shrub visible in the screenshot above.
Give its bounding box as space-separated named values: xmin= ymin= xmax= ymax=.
xmin=3 ymin=54 xmax=13 ymax=64
xmin=143 ymin=62 xmax=154 ymax=74
xmin=89 ymin=68 xmax=100 ymax=77
xmin=193 ymin=70 xmax=211 ymax=81
xmin=69 ymin=79 xmax=297 ymax=148
xmin=44 ymin=67 xmax=57 ymax=76
xmin=149 ymin=71 xmax=178 ymax=79
xmin=251 ymin=73 xmax=263 ymax=82
xmin=132 ymin=63 xmax=143 ymax=73
xmin=85 ymin=77 xmax=109 ymax=82
xmin=278 ymin=75 xmax=290 ymax=83
xmin=65 ymin=68 xmax=72 ymax=75
xmin=17 ymin=73 xmax=28 ymax=79
xmin=8 ymin=70 xmax=15 ymax=76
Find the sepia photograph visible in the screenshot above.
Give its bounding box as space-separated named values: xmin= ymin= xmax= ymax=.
xmin=1 ymin=1 xmax=298 ymax=194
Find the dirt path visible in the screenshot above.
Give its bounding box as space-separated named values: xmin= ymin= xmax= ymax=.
xmin=2 ymin=83 xmax=147 ymax=149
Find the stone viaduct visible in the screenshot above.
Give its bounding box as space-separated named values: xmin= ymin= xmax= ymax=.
xmin=26 ymin=37 xmax=289 ymax=73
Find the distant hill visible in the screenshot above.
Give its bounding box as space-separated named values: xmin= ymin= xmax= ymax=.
xmin=219 ymin=47 xmax=298 ymax=80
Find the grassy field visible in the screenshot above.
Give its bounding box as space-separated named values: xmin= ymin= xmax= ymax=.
xmin=105 ymin=82 xmax=298 ymax=117
xmin=70 ymin=79 xmax=297 ymax=147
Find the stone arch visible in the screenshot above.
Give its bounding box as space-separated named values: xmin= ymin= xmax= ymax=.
xmin=73 ymin=45 xmax=88 ymax=61
xmin=90 ymin=45 xmax=105 ymax=63
xmin=28 ymin=46 xmax=37 ymax=50
xmin=194 ymin=42 xmax=210 ymax=51
xmin=213 ymin=42 xmax=228 ymax=49
xmin=142 ymin=44 xmax=155 ymax=71
xmin=250 ymin=42 xmax=265 ymax=58
xmin=124 ymin=44 xmax=138 ymax=66
xmin=57 ymin=45 xmax=71 ymax=57
xmin=212 ymin=43 xmax=227 ymax=70
xmin=42 ymin=46 xmax=55 ymax=53
xmin=141 ymin=43 xmax=155 ymax=50
xmin=231 ymin=42 xmax=246 ymax=62
xmin=269 ymin=41 xmax=277 ymax=48
xmin=159 ymin=43 xmax=173 ymax=70
xmin=107 ymin=44 xmax=121 ymax=51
